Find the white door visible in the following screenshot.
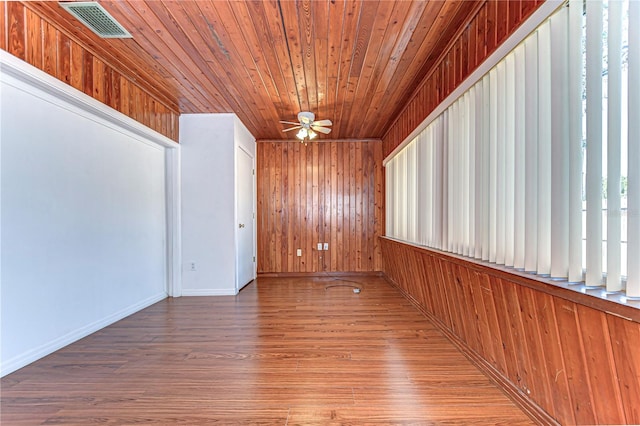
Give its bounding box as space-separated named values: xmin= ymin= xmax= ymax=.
xmin=236 ymin=147 xmax=255 ymax=291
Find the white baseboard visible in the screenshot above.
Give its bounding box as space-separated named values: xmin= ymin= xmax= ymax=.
xmin=181 ymin=288 xmax=238 ymax=296
xmin=0 ymin=292 xmax=167 ymax=377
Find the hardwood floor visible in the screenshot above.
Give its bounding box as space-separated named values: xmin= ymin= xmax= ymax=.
xmin=1 ymin=276 xmax=534 ymax=425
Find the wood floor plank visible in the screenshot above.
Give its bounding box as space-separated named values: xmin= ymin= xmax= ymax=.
xmin=1 ymin=276 xmax=534 ymax=425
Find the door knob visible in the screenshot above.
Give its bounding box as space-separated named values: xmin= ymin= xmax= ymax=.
xmin=239 ymin=223 xmax=245 ymax=228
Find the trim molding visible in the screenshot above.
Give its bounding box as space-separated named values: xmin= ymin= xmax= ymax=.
xmin=1 ymin=293 xmax=166 ymax=376
xmin=257 ymin=138 xmax=382 ymax=144
xmin=166 ymin=147 xmax=182 ymax=297
xmin=384 ymin=274 xmax=560 ymax=426
xmin=1 ymin=49 xmax=183 ymax=299
xmin=181 ymin=289 xmax=239 ymax=296
xmin=258 ymin=271 xmax=383 ymax=278
xmin=0 ymin=50 xmax=177 ymax=149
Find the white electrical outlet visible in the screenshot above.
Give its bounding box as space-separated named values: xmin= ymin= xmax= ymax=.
xmin=189 ymin=262 xmax=196 ymax=271
xmin=323 ymin=242 xmax=329 ymax=250
xmin=317 ymin=243 xmax=323 ymax=251
xmin=296 ymin=249 xmax=302 ymax=257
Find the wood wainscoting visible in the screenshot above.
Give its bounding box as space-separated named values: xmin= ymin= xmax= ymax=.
xmin=381 ymin=237 xmax=640 ymax=425
xmin=257 ymin=140 xmax=384 ymax=274
xmin=1 ymin=1 xmax=179 ymax=142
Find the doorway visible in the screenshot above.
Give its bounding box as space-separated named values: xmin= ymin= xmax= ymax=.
xmin=236 ymin=146 xmax=255 ymax=291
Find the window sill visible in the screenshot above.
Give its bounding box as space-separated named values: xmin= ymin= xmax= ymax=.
xmin=381 ymin=236 xmax=640 ymax=323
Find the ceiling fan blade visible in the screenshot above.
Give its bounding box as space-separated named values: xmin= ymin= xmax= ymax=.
xmin=311 ymin=125 xmax=332 ymax=134
xmin=312 ymin=119 xmax=332 ymax=127
xmin=280 ymin=120 xmax=300 ymax=125
xmin=282 ymin=125 xmax=302 ymax=132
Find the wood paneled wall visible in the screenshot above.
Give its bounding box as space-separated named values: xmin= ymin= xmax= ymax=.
xmin=257 ymin=141 xmax=383 ymax=274
xmin=381 ymin=237 xmax=640 ymax=425
xmin=382 ymin=0 xmax=545 ymax=157
xmin=0 ymin=2 xmax=179 ymax=141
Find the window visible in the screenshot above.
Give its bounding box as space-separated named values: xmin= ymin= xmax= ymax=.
xmin=385 ymin=0 xmax=640 ymax=299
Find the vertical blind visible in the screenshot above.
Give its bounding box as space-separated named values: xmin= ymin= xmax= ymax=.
xmin=385 ymin=0 xmax=640 ymax=298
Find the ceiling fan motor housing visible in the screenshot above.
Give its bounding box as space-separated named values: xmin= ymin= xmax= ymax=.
xmin=298 ymin=111 xmax=315 ymax=127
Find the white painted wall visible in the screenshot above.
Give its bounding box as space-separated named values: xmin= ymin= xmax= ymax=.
xmin=234 ymin=116 xmax=256 ymax=157
xmin=0 ymin=52 xmax=174 ymax=376
xmin=180 ymin=114 xmax=255 ymax=295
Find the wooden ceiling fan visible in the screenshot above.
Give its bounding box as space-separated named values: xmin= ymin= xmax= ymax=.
xmin=280 ymin=111 xmax=332 ymax=141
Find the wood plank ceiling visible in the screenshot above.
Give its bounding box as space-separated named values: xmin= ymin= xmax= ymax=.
xmin=25 ymin=0 xmax=480 ymax=141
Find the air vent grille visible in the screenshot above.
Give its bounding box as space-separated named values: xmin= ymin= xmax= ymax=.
xmin=60 ymin=2 xmax=132 ymax=39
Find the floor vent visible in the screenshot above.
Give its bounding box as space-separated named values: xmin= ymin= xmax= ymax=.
xmin=59 ymin=2 xmax=132 ymax=39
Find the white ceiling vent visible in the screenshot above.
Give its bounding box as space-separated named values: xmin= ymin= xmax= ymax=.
xmin=60 ymin=2 xmax=132 ymax=39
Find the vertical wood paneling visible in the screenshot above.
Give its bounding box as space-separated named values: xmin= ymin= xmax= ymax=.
xmin=496 ymin=0 xmax=509 ymax=46
xmin=119 ymin=70 xmax=130 ymax=116
xmin=486 ymin=0 xmax=498 ymax=57
xmin=480 ymin=273 xmax=508 ymax=374
xmin=607 ymin=314 xmax=640 ymax=424
xmin=329 ymin=144 xmax=338 ymax=270
xmin=7 ymin=1 xmax=25 ymax=60
xmin=521 ymin=0 xmax=539 ymax=18
xmin=471 ymin=269 xmax=496 ymax=371
xmin=448 ymin=264 xmax=467 ymax=341
xmin=468 ymin=19 xmax=477 ymax=71
xmin=300 ymin=141 xmax=308 ymax=271
xmin=57 ymin=32 xmax=71 ymax=85
xmin=42 ymin=21 xmax=56 ymax=77
xmin=287 ymin=144 xmax=295 ymax=272
xmin=1 ymin=2 xmax=179 ymax=142
xmin=553 ymin=299 xmax=596 ymax=424
xmin=92 ymin=57 xmax=105 ymax=103
xmin=476 ymin=4 xmax=488 ymax=68
xmin=142 ymin=93 xmax=150 ymax=128
xmin=346 ymin=143 xmax=355 ymax=269
xmin=312 ymin=142 xmax=320 ymax=271
xmin=342 ymin=143 xmax=350 ymax=270
xmin=383 ymin=0 xmax=545 ymax=157
xmin=381 ymin=238 xmax=640 ymax=425
xmin=282 ymin=144 xmax=290 ymax=271
xmin=427 ymin=257 xmax=446 ymax=326
xmin=257 ymin=141 xmax=383 ymax=274
xmin=492 ymin=277 xmax=520 ymax=384
xmin=460 ymin=27 xmax=469 ymax=81
xmin=360 ymin=144 xmax=368 ymax=270
xmin=374 ymin=143 xmax=383 ymax=269
xmin=576 ymin=305 xmax=626 ymax=424
xmin=111 ymin=70 xmax=121 ymax=112
xmin=104 ymin=66 xmax=113 ymax=108
xmin=517 ymin=284 xmax=555 ymax=415
xmin=0 ymin=1 xmax=6 ymax=51
xmin=336 ymin=144 xmax=344 ymax=272
xmin=508 ymin=0 xmax=522 ymax=35
xmin=354 ymin=143 xmax=362 ymax=270
xmin=534 ymin=293 xmax=576 ymax=424
xmin=462 ymin=268 xmax=482 ymax=349
xmin=316 ymin=144 xmax=323 ymax=269
xmin=275 ymin=142 xmax=283 ymax=272
xmin=25 ymin=9 xmax=41 ymax=68
xmin=501 ymin=280 xmax=531 ymax=394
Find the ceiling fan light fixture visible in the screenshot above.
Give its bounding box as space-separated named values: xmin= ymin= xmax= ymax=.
xmin=296 ymin=128 xmax=308 ymax=140
xmin=283 ymin=111 xmax=332 ymax=142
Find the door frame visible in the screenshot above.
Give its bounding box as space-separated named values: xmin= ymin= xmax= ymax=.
xmin=165 ymin=146 xmax=182 ymax=297
xmin=235 ymin=145 xmax=256 ymax=292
